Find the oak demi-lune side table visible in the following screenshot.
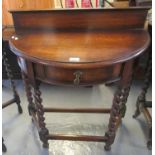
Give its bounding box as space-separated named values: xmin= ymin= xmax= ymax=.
xmin=9 ymin=8 xmax=150 ymax=151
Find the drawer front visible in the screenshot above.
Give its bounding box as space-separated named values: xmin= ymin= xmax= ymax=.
xmin=34 ymin=64 xmax=121 ymax=86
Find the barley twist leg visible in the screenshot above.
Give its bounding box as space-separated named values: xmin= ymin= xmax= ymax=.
xmin=34 ymin=82 xmax=49 ymax=148
xmin=21 ymin=72 xmax=36 ymax=115
xmin=3 ymin=47 xmax=22 ymax=113
xmin=104 ymin=61 xmax=133 ymax=151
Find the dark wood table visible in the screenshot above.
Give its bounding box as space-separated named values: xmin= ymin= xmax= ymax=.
xmin=8 ymin=8 xmax=150 ymax=151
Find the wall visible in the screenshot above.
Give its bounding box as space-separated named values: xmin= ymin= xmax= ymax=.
xmin=2 ymin=0 xmax=54 ymax=26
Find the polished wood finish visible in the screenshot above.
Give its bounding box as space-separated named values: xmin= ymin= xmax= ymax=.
xmin=11 ymin=8 xmax=149 ymax=32
xmin=33 ymin=62 xmax=121 ymax=85
xmin=44 ymin=107 xmax=111 ymax=113
xmin=9 ymin=8 xmax=150 ymax=150
xmin=48 ymin=134 xmax=107 ymax=142
xmin=10 ymin=30 xmax=149 ymax=67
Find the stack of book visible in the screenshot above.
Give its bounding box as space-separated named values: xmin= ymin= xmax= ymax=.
xmin=64 ymin=0 xmax=103 ymax=8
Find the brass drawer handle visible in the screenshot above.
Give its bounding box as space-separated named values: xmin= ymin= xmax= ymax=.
xmin=73 ymin=71 xmax=83 ymax=85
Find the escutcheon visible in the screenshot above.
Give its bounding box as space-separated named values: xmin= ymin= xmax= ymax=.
xmin=73 ymin=71 xmax=83 ymax=85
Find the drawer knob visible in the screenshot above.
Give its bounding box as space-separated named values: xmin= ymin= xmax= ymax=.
xmin=73 ymin=71 xmax=83 ymax=85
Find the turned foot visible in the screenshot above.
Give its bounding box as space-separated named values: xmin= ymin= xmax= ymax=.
xmin=105 ymin=82 xmax=114 ymax=87
xmin=147 ymin=140 xmax=152 ymax=150
xmin=104 ymin=145 xmax=111 ymax=151
xmin=39 ymin=130 xmax=49 ymax=148
xmin=85 ymin=86 xmax=93 ymax=88
xmin=133 ymin=97 xmax=142 ymax=118
xmin=18 ymin=105 xmax=23 ymax=114
xmin=15 ymin=95 xmax=23 ymax=114
xmin=133 ymin=109 xmax=140 ymax=118
xmin=2 ymin=138 xmax=7 ymax=152
xmin=2 ymin=143 xmax=7 ymax=152
xmin=43 ymin=142 xmax=49 ymax=148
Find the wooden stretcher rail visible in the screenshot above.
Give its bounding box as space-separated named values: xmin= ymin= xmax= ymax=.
xmin=144 ymin=101 xmax=152 ymax=108
xmin=143 ymin=107 xmax=152 ymax=125
xmin=43 ymin=108 xmax=111 ymax=113
xmin=48 ymin=134 xmax=107 ymax=142
xmin=2 ymin=98 xmax=16 ymax=109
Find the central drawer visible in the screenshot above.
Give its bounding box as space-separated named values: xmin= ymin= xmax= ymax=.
xmin=34 ymin=63 xmax=121 ymax=86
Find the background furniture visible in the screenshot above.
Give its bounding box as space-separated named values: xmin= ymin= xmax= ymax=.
xmin=2 ymin=39 xmax=23 ymax=114
xmin=133 ymin=20 xmax=152 ymax=150
xmin=2 ymin=39 xmax=23 ymax=152
xmin=129 ymin=0 xmax=151 ymax=6
xmin=9 ymin=8 xmax=150 ymax=151
xmin=133 ymin=50 xmax=152 ymax=149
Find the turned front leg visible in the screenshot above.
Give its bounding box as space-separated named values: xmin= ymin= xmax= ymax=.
xmin=104 ymin=61 xmax=134 ymax=151
xmin=21 ymin=72 xmax=36 ymax=115
xmin=34 ymin=82 xmax=49 ymax=148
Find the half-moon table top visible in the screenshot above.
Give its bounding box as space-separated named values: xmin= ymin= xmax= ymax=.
xmin=9 ymin=29 xmax=150 ymax=68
